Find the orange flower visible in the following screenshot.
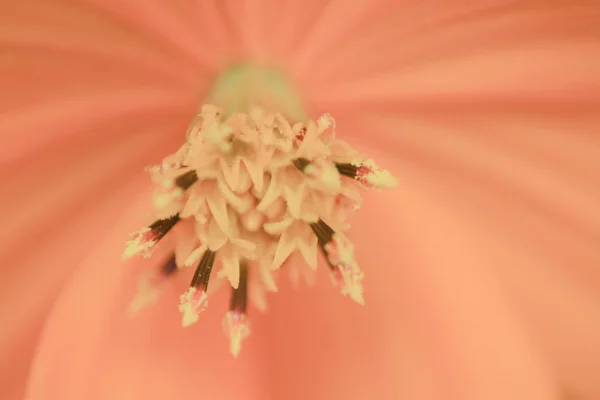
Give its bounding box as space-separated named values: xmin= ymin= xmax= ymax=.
xmin=1 ymin=1 xmax=599 ymax=400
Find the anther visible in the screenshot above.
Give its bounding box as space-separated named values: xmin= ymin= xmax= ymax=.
xmin=309 ymin=221 xmax=365 ymax=304
xmin=224 ymin=260 xmax=250 ymax=357
xmin=309 ymin=219 xmax=335 ymax=246
xmin=160 ymin=253 xmax=178 ymax=277
xmin=174 ymin=170 xmax=198 ymax=190
xmin=335 ymin=159 xmax=397 ymax=189
xmin=179 ymin=249 xmax=216 ymax=327
xmin=123 ymin=214 xmax=180 ymax=260
xmin=292 ymin=158 xmax=311 ymax=172
xmin=294 ymin=158 xmax=341 ymax=193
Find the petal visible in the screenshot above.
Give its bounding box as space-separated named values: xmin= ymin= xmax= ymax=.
xmin=282 ymin=182 xmax=306 ymax=219
xmin=0 ymin=97 xmax=184 ymax=400
xmin=179 ymin=187 xmax=205 ymax=218
xmin=220 ymin=157 xmax=242 ymax=190
xmin=271 ymin=230 xmax=297 ymax=270
xmin=0 ymin=175 xmax=157 ymax=400
xmin=220 ymin=245 xmax=241 ymax=289
xmin=296 ymin=228 xmax=318 ymax=269
xmin=304 ymin=1 xmax=600 ymax=110
xmin=206 ymin=218 xmax=229 ymax=251
xmin=263 ymin=147 xmax=559 ymax=400
xmin=242 ymin=157 xmax=265 ymax=193
xmin=249 ymin=279 xmax=268 ymax=313
xmin=255 ymin=172 xmax=282 ymax=211
xmin=25 ymin=194 xmax=269 ymax=400
xmin=263 ymin=217 xmax=294 ymax=236
xmin=0 ymin=1 xmax=209 ymax=166
xmin=364 ymin=112 xmax=600 ymax=398
xmin=205 ymin=184 xmax=230 ymax=235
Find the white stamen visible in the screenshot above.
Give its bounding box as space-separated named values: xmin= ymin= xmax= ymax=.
xmin=122 ymin=228 xmax=156 ymax=260
xmin=179 ymin=287 xmax=209 ymax=327
xmin=223 ymin=311 xmax=250 ymax=358
xmin=351 ymin=158 xmax=397 ymax=189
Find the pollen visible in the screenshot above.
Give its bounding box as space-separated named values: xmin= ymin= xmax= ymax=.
xmin=123 ymin=104 xmax=396 ymax=356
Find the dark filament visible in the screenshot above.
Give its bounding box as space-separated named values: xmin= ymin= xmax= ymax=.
xmin=174 ymin=170 xmax=198 ymax=190
xmin=160 ymin=254 xmax=178 ymax=277
xmin=189 ymin=250 xmax=216 ymax=291
xmin=292 ymin=158 xmax=311 ymax=172
xmin=335 ymin=163 xmax=359 ymax=179
xmin=309 ymin=219 xmax=335 ymax=246
xmin=229 ymin=260 xmax=248 ymax=314
xmin=148 ymin=214 xmax=180 ymax=241
xmin=309 ymin=220 xmax=338 ymax=271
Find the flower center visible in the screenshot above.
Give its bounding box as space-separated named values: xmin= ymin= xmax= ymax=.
xmin=123 ymin=63 xmax=397 ymax=357
xmin=207 ymin=63 xmax=307 ymax=122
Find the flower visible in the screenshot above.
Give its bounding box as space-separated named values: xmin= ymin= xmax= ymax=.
xmin=2 ymin=1 xmax=600 ymax=400
xmin=123 ymin=103 xmax=397 ymax=355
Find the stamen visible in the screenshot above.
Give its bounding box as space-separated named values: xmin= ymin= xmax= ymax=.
xmin=174 ymin=170 xmax=198 ymax=190
xmin=160 ymin=253 xmax=179 ymax=276
xmin=292 ymin=158 xmax=311 ymax=172
xmin=310 ymin=220 xmax=365 ymax=304
xmin=309 ymin=219 xmax=335 ymax=246
xmin=294 ymin=125 xmax=307 ymax=143
xmin=223 ymin=260 xmax=250 ymax=357
xmin=336 ymin=159 xmax=397 ymax=189
xmin=229 ymin=260 xmax=248 ymax=313
xmin=294 ymin=157 xmax=341 ymax=193
xmin=179 ymin=250 xmax=216 ymax=327
xmin=123 ymin=215 xmax=180 ymax=260
xmin=128 ymin=254 xmax=178 ymax=314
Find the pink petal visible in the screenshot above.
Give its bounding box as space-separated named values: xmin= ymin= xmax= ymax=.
xmin=376 ymin=113 xmax=600 ymax=398
xmin=262 ymin=146 xmax=560 ymax=400
xmin=25 ymin=194 xmax=269 ymax=400
xmin=0 ymin=176 xmax=152 ymax=400
xmin=1 ymin=1 xmax=220 ymax=396
xmin=302 ymin=2 xmax=600 ymax=110
xmin=0 ymin=2 xmax=209 ymax=166
xmin=0 ymin=114 xmax=185 ymax=400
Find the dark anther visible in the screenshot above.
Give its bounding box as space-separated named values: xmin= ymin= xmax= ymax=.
xmin=309 ymin=219 xmax=335 ymax=246
xmin=190 ymin=250 xmax=216 ymax=290
xmin=309 ymin=220 xmax=339 ymax=272
xmin=229 ymin=260 xmax=248 ymax=313
xmin=148 ymin=214 xmax=180 ymax=241
xmin=292 ymin=158 xmax=311 ymax=172
xmin=174 ymin=170 xmax=198 ymax=190
xmin=335 ymin=163 xmax=359 ymax=178
xmin=161 ymin=254 xmax=178 ymax=276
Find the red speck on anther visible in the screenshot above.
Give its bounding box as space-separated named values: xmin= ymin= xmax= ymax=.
xmin=295 ymin=127 xmax=307 ymax=142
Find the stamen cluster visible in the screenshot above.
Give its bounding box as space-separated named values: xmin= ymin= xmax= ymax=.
xmin=123 ymin=104 xmax=396 ymax=356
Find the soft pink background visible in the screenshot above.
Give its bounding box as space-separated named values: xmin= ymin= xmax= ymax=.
xmin=1 ymin=1 xmax=599 ymax=399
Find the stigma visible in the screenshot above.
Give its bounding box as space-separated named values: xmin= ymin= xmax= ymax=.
xmin=123 ymin=104 xmax=396 ymax=356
